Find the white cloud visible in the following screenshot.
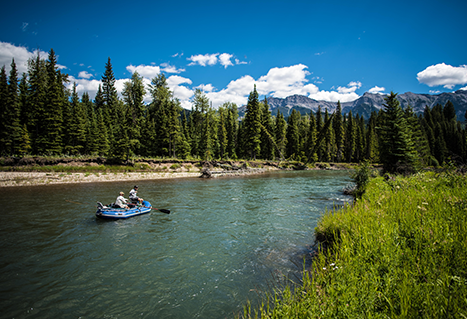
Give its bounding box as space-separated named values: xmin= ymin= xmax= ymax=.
xmin=161 ymin=63 xmax=185 ymax=74
xmin=188 ymin=53 xmax=219 ymax=66
xmin=460 ymin=86 xmax=467 ymax=91
xmin=235 ymin=58 xmax=248 ymax=65
xmin=0 ymin=41 xmax=48 ymax=74
xmin=78 ymin=71 xmax=93 ymax=79
xmin=219 ymin=53 xmax=234 ymax=68
xmin=368 ymin=86 xmax=386 ymax=94
xmin=67 ymin=76 xmax=102 ymax=99
xmin=126 ymin=64 xmax=161 ymax=79
xmin=337 ymin=81 xmax=361 ymax=94
xmin=166 ymin=75 xmax=192 ymax=86
xmin=417 ymin=63 xmax=467 ymax=89
xmin=196 ymin=83 xmax=215 ymax=93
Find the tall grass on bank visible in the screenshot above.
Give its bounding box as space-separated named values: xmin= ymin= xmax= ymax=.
xmin=245 ymin=171 xmax=467 ymax=318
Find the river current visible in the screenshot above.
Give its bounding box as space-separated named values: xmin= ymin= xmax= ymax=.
xmin=0 ymin=170 xmax=352 ymax=318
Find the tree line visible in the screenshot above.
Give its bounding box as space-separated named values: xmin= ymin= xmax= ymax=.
xmin=1 ymin=49 xmax=466 ymax=172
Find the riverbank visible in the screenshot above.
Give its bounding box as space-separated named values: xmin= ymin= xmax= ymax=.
xmin=0 ymin=156 xmax=354 ymax=187
xmin=246 ymin=171 xmax=467 ymax=318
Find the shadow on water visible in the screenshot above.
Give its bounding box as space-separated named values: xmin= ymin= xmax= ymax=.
xmin=0 ymin=170 xmax=352 ymax=319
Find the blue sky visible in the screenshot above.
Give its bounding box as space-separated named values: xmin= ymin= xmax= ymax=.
xmin=1 ymin=0 xmax=466 ymax=109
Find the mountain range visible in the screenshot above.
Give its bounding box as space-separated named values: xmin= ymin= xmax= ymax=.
xmin=238 ymin=90 xmax=467 ymax=120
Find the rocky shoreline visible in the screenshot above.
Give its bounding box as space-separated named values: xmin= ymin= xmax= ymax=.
xmin=0 ymin=157 xmax=354 ymax=187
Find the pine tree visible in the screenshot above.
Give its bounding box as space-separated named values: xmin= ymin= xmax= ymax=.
xmin=243 ymin=85 xmax=261 ymax=159
xmin=0 ymin=66 xmax=8 ymax=155
xmin=333 ymin=101 xmax=345 ymax=162
xmin=344 ymin=111 xmax=356 ymax=163
xmin=225 ymin=102 xmax=238 ymax=159
xmin=82 ymin=92 xmax=99 ymax=155
xmin=405 ymin=105 xmax=430 ymax=168
xmin=305 ymin=112 xmax=318 ymax=163
xmin=101 ymin=57 xmax=118 ymax=146
xmin=66 ymin=83 xmax=87 ymax=154
xmin=260 ymin=98 xmax=275 ymax=160
xmin=148 ymin=74 xmax=172 ymax=156
xmin=365 ymin=111 xmax=379 ymax=162
xmin=323 ymin=109 xmax=335 ymax=162
xmin=275 ymin=110 xmax=287 ymax=160
xmin=189 ymin=88 xmax=209 ymax=158
xmin=378 ymin=92 xmax=416 ymax=174
xmin=5 ymin=59 xmax=22 ymax=155
xmin=43 ymin=49 xmax=64 ymax=154
xmin=27 ymin=53 xmax=47 ymax=153
xmin=122 ymin=71 xmax=146 ymax=157
xmin=286 ymin=109 xmax=300 ymax=160
xmin=217 ymin=108 xmax=228 ymax=159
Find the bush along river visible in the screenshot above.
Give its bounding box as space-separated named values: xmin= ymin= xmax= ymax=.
xmin=0 ymin=170 xmax=352 ymax=318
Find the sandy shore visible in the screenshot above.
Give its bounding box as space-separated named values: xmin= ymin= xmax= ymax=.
xmin=0 ymin=171 xmax=202 ymax=187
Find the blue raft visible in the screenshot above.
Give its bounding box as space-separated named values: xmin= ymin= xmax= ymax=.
xmin=96 ymin=200 xmax=152 ymax=219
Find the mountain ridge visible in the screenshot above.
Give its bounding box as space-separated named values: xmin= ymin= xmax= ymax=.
xmin=238 ymin=90 xmax=467 ymax=120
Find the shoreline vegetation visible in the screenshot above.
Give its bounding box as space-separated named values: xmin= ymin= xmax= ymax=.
xmin=0 ymin=156 xmax=355 ymax=187
xmin=244 ymin=169 xmax=467 ymax=318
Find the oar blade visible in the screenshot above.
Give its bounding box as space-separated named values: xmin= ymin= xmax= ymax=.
xmin=157 ymin=208 xmax=171 ymax=214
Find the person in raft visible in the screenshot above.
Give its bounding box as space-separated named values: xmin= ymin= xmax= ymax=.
xmin=129 ymin=185 xmax=143 ymax=204
xmin=115 ymin=191 xmax=129 ymax=209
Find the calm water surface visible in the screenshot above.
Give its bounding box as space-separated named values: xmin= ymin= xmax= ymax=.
xmin=0 ymin=170 xmax=352 ymax=318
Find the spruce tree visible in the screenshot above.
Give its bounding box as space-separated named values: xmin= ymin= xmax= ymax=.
xmin=260 ymin=98 xmax=275 ymax=160
xmin=306 ymin=112 xmax=318 ymax=163
xmin=286 ymin=109 xmax=300 ymax=160
xmin=27 ymin=53 xmax=47 ymax=153
xmin=323 ymin=109 xmax=335 ymax=162
xmin=225 ymin=102 xmax=238 ymax=159
xmin=378 ymin=92 xmax=416 ymax=174
xmin=218 ymin=108 xmax=228 ymax=159
xmin=0 ymin=66 xmax=8 ymax=155
xmin=101 ymin=57 xmax=118 ymax=146
xmin=5 ymin=59 xmax=22 ymax=155
xmin=243 ymin=85 xmax=261 ymax=159
xmin=344 ymin=111 xmax=356 ymax=163
xmin=122 ymin=71 xmax=146 ymax=157
xmin=333 ymin=101 xmax=344 ymax=162
xmin=43 ymin=49 xmax=64 ymax=154
xmin=275 ymin=110 xmax=287 ymax=160
xmin=82 ymin=92 xmax=99 ymax=155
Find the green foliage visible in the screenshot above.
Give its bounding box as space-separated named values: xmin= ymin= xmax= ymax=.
xmin=351 ymin=160 xmax=372 ymax=199
xmin=245 ymin=172 xmax=467 ymax=318
xmin=243 ymin=85 xmax=262 ymax=159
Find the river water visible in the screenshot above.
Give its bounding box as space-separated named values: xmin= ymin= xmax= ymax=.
xmin=0 ymin=170 xmax=352 ymax=319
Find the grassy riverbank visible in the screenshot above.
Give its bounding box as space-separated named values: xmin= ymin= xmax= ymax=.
xmin=246 ymin=171 xmax=467 ymax=318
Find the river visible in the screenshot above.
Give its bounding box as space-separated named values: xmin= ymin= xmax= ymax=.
xmin=0 ymin=170 xmax=352 ymax=319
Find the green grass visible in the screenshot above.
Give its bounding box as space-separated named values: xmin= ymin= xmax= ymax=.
xmin=245 ymin=171 xmax=467 ymax=318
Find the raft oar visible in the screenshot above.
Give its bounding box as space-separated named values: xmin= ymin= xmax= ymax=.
xmin=145 ymin=206 xmax=170 ymax=214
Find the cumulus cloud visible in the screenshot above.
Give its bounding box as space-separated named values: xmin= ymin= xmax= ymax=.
xmin=187 ymin=53 xmax=219 ymax=66
xmin=187 ymin=52 xmax=243 ymax=68
xmin=417 ymin=63 xmax=467 ymax=89
xmin=368 ymin=86 xmax=386 ymax=94
xmin=78 ymin=71 xmax=93 ymax=79
xmin=219 ymin=53 xmax=234 ymax=68
xmin=161 ymin=63 xmax=185 ymax=74
xmin=126 ymin=64 xmax=161 ymax=79
xmin=0 ymin=41 xmax=48 ymax=74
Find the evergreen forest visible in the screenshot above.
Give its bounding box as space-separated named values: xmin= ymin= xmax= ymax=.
xmin=1 ymin=49 xmax=466 ymax=173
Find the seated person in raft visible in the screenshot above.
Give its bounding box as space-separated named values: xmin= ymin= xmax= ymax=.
xmin=115 ymin=191 xmax=129 ymax=209
xmin=129 ymin=185 xmax=144 ymax=204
